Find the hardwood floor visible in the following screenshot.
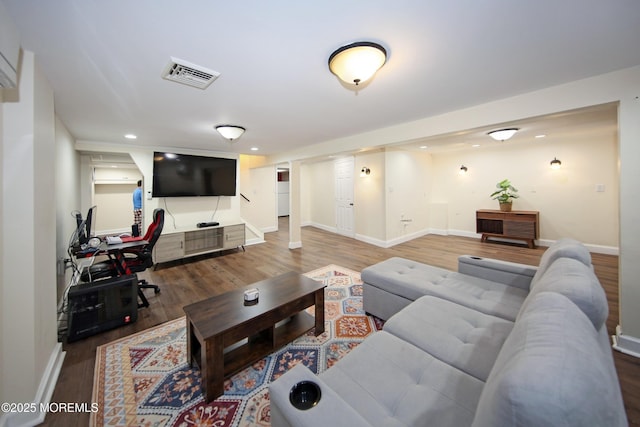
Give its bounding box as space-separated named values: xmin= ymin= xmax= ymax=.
xmin=44 ymin=218 xmax=640 ymax=426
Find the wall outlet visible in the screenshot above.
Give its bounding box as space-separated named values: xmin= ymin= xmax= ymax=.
xmin=595 ymin=184 xmax=605 ymax=192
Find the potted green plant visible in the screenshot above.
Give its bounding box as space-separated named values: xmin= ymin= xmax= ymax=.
xmin=490 ymin=179 xmax=519 ymax=212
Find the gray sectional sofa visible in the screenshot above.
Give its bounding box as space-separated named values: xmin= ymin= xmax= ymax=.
xmin=269 ymin=239 xmax=627 ymax=426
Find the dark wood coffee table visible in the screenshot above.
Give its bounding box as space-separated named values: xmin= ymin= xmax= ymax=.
xmin=183 ymin=271 xmax=326 ymax=402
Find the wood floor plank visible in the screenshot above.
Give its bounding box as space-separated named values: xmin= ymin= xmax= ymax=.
xmin=42 ymin=218 xmax=640 ymax=426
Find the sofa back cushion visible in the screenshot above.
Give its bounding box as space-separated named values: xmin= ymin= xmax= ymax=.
xmin=472 ymin=292 xmax=626 ymax=427
xmin=531 ymin=238 xmax=592 ymax=288
xmin=518 ymin=257 xmax=608 ymax=330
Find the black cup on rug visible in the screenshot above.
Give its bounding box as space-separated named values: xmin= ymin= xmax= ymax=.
xmin=289 ymin=381 xmax=321 ymax=410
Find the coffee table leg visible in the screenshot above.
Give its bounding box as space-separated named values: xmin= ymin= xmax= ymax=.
xmin=186 ymin=317 xmax=194 ymax=367
xmin=314 ymin=288 xmax=325 ymax=335
xmin=202 ymin=334 xmax=225 ymax=402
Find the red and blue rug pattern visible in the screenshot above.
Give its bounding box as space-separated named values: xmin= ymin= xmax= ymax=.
xmin=91 ymin=265 xmax=382 ymax=426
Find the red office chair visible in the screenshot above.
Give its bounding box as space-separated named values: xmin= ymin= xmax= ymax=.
xmin=81 ymin=208 xmax=165 ymax=307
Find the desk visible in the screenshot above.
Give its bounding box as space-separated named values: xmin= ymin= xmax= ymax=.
xmin=74 ymin=239 xmax=148 ymax=260
xmin=100 ymin=240 xmax=149 ymax=275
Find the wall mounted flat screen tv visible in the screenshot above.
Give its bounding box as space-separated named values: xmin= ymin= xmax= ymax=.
xmin=152 ymin=152 xmax=237 ymax=197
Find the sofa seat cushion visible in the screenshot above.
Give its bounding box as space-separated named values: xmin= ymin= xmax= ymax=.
xmin=362 ymin=257 xmax=453 ymax=301
xmin=383 ymin=296 xmax=514 ymax=382
xmin=472 ymin=292 xmax=627 ymax=427
xmin=519 ymin=257 xmax=608 ymax=329
xmin=362 ymin=257 xmax=528 ymax=321
xmin=320 ymin=331 xmax=485 ymax=427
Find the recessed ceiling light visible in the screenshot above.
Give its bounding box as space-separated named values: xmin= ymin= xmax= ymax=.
xmin=250 ymin=147 xmax=259 ymax=151
xmin=419 ymin=146 xmax=428 ymax=149
xmin=472 ymin=144 xmax=481 ymax=148
xmin=535 ymin=134 xmax=546 ymax=139
xmin=125 ymin=134 xmax=137 ymax=139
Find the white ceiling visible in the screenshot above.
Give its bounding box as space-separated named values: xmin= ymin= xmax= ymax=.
xmin=3 ymin=1 xmax=639 ymax=156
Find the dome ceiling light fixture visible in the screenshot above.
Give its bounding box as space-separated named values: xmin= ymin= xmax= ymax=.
xmin=328 ymin=41 xmax=387 ymax=86
xmin=215 ymin=125 xmax=246 ymax=141
xmin=487 ymin=128 xmax=519 ymax=141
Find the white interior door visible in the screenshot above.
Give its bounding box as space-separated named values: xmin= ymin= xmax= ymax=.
xmin=335 ymin=157 xmax=355 ymax=237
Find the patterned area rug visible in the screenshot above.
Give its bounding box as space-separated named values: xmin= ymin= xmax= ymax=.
xmin=91 ymin=265 xmax=382 ymax=426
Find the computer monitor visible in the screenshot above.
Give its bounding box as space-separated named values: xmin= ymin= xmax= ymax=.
xmin=74 ymin=205 xmax=97 ymax=245
xmin=85 ymin=205 xmax=97 ymax=240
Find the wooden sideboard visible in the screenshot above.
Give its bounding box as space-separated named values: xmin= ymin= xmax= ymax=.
xmin=476 ymin=210 xmax=539 ymax=248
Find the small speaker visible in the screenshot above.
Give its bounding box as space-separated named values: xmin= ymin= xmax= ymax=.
xmin=67 ymin=274 xmax=138 ymax=342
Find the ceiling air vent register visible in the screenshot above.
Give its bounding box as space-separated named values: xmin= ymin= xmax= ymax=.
xmin=161 ymin=57 xmax=220 ymax=89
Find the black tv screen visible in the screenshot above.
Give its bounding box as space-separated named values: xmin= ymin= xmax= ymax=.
xmin=152 ymin=152 xmax=237 ymax=197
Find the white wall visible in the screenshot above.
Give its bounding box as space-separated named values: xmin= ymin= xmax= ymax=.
xmin=430 ymin=130 xmax=619 ymax=247
xmin=0 ymin=50 xmax=5 ymax=413
xmin=54 ymin=117 xmax=80 ymax=302
xmin=302 ymin=150 xmax=432 ymax=247
xmin=303 ymin=160 xmax=337 ymax=230
xmin=300 ymin=136 xmax=612 ymax=250
xmin=384 ymin=149 xmax=432 ymax=243
xmin=239 ymin=154 xmax=277 ymax=233
xmin=90 ymin=165 xmax=143 ymax=234
xmin=1 ymin=51 xmax=63 ymax=426
xmin=617 ymin=94 xmax=640 ymax=350
xmin=93 ymin=183 xmax=138 ymax=234
xmin=354 ymin=151 xmax=386 ymax=242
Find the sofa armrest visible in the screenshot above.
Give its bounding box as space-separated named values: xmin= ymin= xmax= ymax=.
xmin=269 ymin=363 xmax=372 ymax=427
xmin=458 ymin=255 xmax=537 ymax=291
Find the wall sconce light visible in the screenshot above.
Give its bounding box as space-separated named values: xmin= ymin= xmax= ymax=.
xmin=487 ymin=128 xmax=519 ymax=141
xmin=459 ymin=165 xmax=468 ymax=175
xmin=329 ymin=41 xmax=387 ymax=86
xmin=215 ymin=125 xmax=246 ymax=141
xmin=360 ymin=166 xmax=371 ymax=177
xmin=550 ymin=157 xmax=562 ymax=169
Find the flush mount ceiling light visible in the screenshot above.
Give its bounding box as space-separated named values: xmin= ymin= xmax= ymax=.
xmin=215 ymin=125 xmax=246 ymax=141
xmin=488 ymin=128 xmax=519 ymax=141
xmin=550 ymin=157 xmax=562 ymax=169
xmin=328 ymin=41 xmax=387 ymax=86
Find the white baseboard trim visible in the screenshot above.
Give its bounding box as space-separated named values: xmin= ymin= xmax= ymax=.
xmin=583 ymin=243 xmax=619 ymax=256
xmin=288 ymin=241 xmax=302 ymax=249
xmin=301 ymin=223 xmax=620 ymax=255
xmin=446 ymin=229 xmax=478 ymax=239
xmin=304 ymin=222 xmax=337 ymax=234
xmin=354 ymin=234 xmax=388 ymax=248
xmin=426 ymin=228 xmax=449 ymax=236
xmin=261 ymin=226 xmax=278 ymax=233
xmin=0 ymin=343 xmax=66 ymax=427
xmin=612 ymin=325 xmax=640 ymax=358
xmin=386 ymin=229 xmax=431 ymax=248
xmin=244 ymin=237 xmax=266 ymax=246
